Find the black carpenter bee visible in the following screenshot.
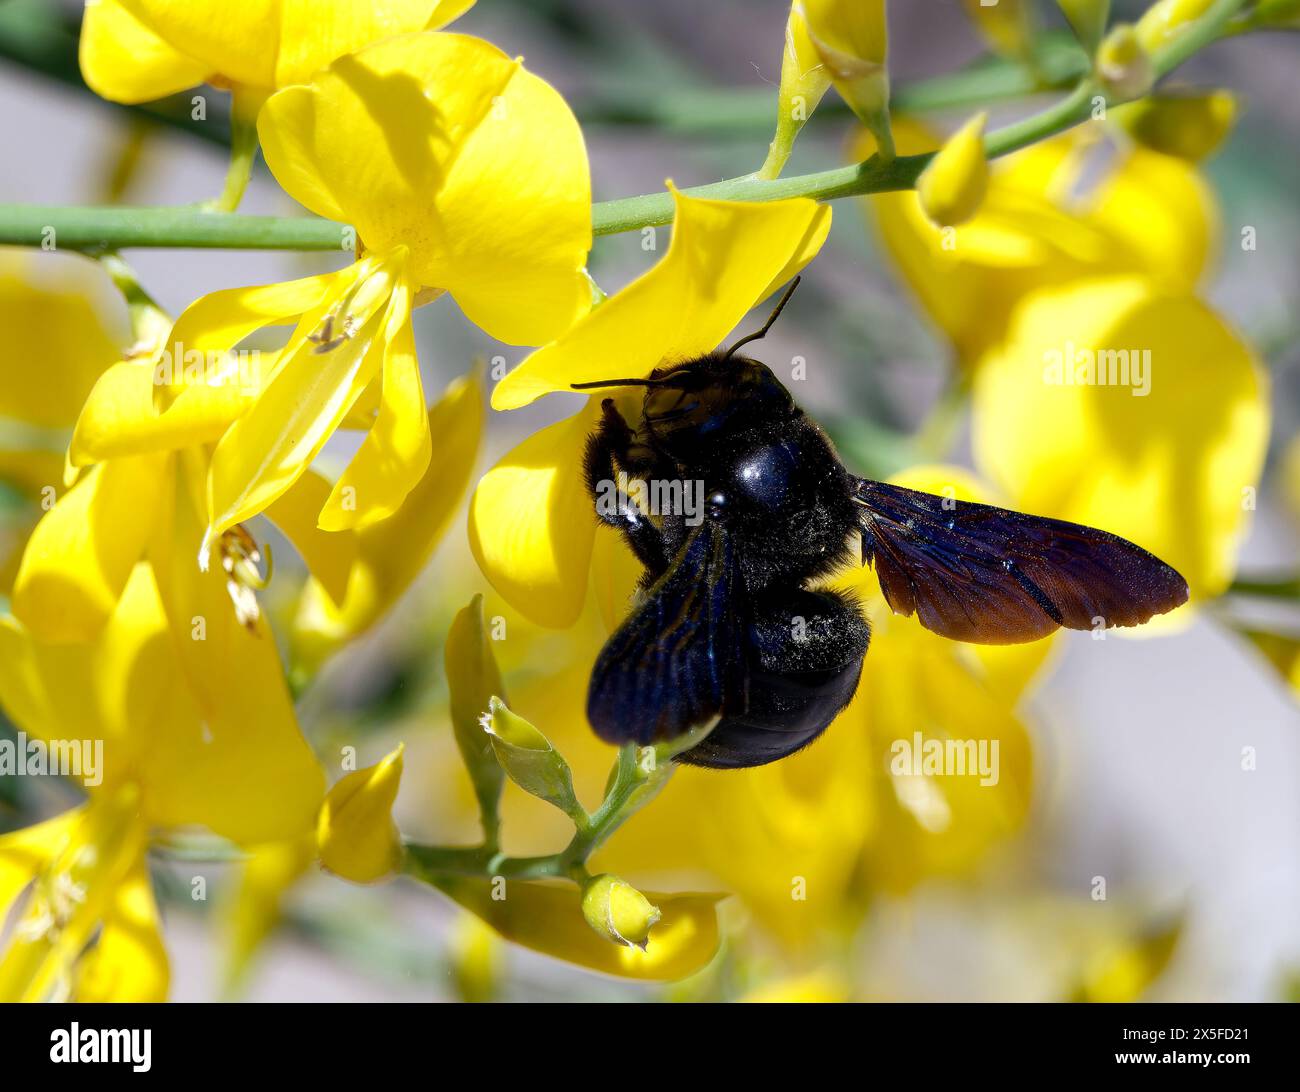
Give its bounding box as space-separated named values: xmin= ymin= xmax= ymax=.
xmin=575 ymin=279 xmax=1189 ymax=770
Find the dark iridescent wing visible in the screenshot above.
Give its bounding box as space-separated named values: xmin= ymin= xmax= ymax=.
xmin=852 ymin=477 xmax=1189 ymax=644
xmin=588 ymin=522 xmax=748 ymax=745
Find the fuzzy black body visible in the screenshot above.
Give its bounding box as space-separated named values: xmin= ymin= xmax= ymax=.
xmin=581 ymin=352 xmax=1189 ymax=770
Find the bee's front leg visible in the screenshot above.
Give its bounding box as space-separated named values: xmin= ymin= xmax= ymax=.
xmin=583 ymin=402 xmax=669 ymax=576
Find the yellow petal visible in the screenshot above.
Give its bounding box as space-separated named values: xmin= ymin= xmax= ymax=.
xmin=0 ymin=811 xmax=80 ymax=922
xmin=1111 ymin=91 xmax=1238 ymax=162
xmin=317 ymin=745 xmax=404 ymax=884
xmin=258 ymin=32 xmax=591 ymax=344
xmin=430 ymin=875 xmax=722 ymax=981
xmin=73 ymin=861 xmax=169 ymax=1002
xmin=492 ymin=188 xmax=831 ymax=409
xmin=157 ymin=267 xmax=346 ymax=400
xmin=292 ymin=369 xmax=483 ymax=667
xmin=145 ymin=467 xmax=325 ymax=842
xmin=972 ymin=276 xmax=1269 ymax=598
xmin=118 ymin=0 xmax=280 ymax=88
xmin=0 ymin=263 xmax=121 ymax=494
xmin=204 ymin=274 xmax=394 ymax=554
xmin=273 ymin=0 xmax=476 ymax=87
xmin=70 ymin=358 xmax=258 ymax=466
xmin=80 ymin=0 xmax=212 ymax=104
xmin=319 ymin=282 xmax=431 ymax=530
xmin=221 ymin=835 xmax=314 ymax=995
xmin=468 ymin=404 xmax=598 ymax=627
xmin=263 ymin=469 xmax=358 ymax=605
xmin=12 ymin=453 xmax=168 ymax=642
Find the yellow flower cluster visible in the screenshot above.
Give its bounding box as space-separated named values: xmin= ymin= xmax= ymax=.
xmin=0 ymin=0 xmax=1280 ymax=1002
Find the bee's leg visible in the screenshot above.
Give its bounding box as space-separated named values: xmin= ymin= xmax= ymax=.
xmin=583 ymin=403 xmax=668 ymax=574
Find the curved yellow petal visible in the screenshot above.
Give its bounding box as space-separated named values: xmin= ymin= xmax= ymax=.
xmin=158 ymin=267 xmax=346 ymax=394
xmin=319 ymin=282 xmax=431 ymax=531
xmin=146 ymin=471 xmax=325 ymax=843
xmin=274 ymin=0 xmax=475 ymax=86
xmin=11 ymin=454 xmax=168 ymax=642
xmin=70 ymin=358 xmax=258 ymax=466
xmin=972 ymin=276 xmax=1269 ymax=598
xmin=204 ymin=277 xmax=394 ymax=554
xmin=73 ymin=861 xmax=169 ymax=1002
xmin=292 ymin=369 xmax=483 ymax=668
xmin=430 ymin=875 xmax=723 ymax=981
xmin=118 ymin=0 xmax=280 ymax=89
xmin=317 ymin=746 xmax=404 ymax=884
xmin=493 ymin=189 xmax=831 ymax=409
xmin=80 ymin=0 xmax=212 ymax=104
xmin=263 ymin=468 xmax=358 ymax=605
xmin=258 ymin=32 xmax=591 ymax=344
xmin=468 ymin=404 xmax=598 ymax=628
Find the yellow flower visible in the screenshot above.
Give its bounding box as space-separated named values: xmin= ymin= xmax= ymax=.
xmin=473 ymin=187 xmax=830 ymax=626
xmin=863 ymin=119 xmax=1267 ymax=601
xmin=915 ymin=111 xmax=989 ymax=227
xmin=80 ymin=0 xmax=475 ymax=104
xmin=150 ymin=32 xmax=588 ymax=557
xmin=0 ymin=562 xmax=324 ymax=1000
xmin=971 ymin=275 xmax=1267 ymax=600
xmin=317 ymin=746 xmax=405 ymax=884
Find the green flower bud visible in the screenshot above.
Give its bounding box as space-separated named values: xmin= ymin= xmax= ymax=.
xmin=481 ymin=697 xmax=586 ymax=825
xmin=445 ymin=595 xmax=507 ymax=840
xmin=581 ymin=873 xmax=662 ymax=950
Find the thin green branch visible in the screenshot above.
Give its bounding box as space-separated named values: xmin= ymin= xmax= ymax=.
xmin=0 ymin=0 xmax=1247 ymax=252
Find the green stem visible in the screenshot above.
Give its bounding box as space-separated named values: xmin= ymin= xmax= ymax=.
xmin=207 ymin=90 xmax=262 ymax=213
xmin=0 ymin=0 xmax=1245 ymax=252
xmin=402 ymin=740 xmax=682 ymax=887
xmin=1227 ymin=574 xmax=1300 ymax=600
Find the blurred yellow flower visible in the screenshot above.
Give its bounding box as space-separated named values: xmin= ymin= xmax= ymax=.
xmin=962 ymin=0 xmax=1035 ymax=60
xmin=862 ymin=119 xmax=1267 ymax=599
xmin=1111 ymin=90 xmax=1238 ymax=161
xmin=148 ymin=31 xmax=588 ymax=559
xmin=80 ymin=0 xmax=475 ymax=105
xmin=318 ymin=745 xmax=405 ymax=884
xmin=1135 ymin=0 xmax=1216 ymax=51
xmin=0 ymin=562 xmax=323 ymax=1001
xmin=474 ymin=187 xmax=830 ymax=626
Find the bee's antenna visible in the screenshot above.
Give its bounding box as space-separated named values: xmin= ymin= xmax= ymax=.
xmin=722 ymin=276 xmax=801 ymax=360
xmin=570 ymin=377 xmax=666 ymax=390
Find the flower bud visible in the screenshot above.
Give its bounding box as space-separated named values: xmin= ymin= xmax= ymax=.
xmin=1112 ymin=90 xmax=1237 ymax=161
xmin=480 ymin=697 xmax=585 ymax=823
xmin=581 ymin=874 xmax=662 ymax=950
xmin=1135 ymin=0 xmax=1215 ymax=51
xmin=916 ymin=112 xmax=989 ymax=228
xmin=1056 ymin=0 xmax=1110 ymax=53
xmin=800 ymin=0 xmax=894 ymax=159
xmin=759 ymin=3 xmax=835 ymax=179
xmin=1096 ymin=25 xmax=1154 ymax=101
xmin=445 ymin=595 xmax=507 ymax=837
xmin=317 ymin=745 xmax=404 ymax=884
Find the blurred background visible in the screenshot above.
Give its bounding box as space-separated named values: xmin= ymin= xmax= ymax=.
xmin=1 ymin=0 xmax=1298 ymax=1001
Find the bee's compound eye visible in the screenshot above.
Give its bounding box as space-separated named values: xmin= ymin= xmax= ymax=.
xmin=707 ymin=491 xmax=728 ymax=518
